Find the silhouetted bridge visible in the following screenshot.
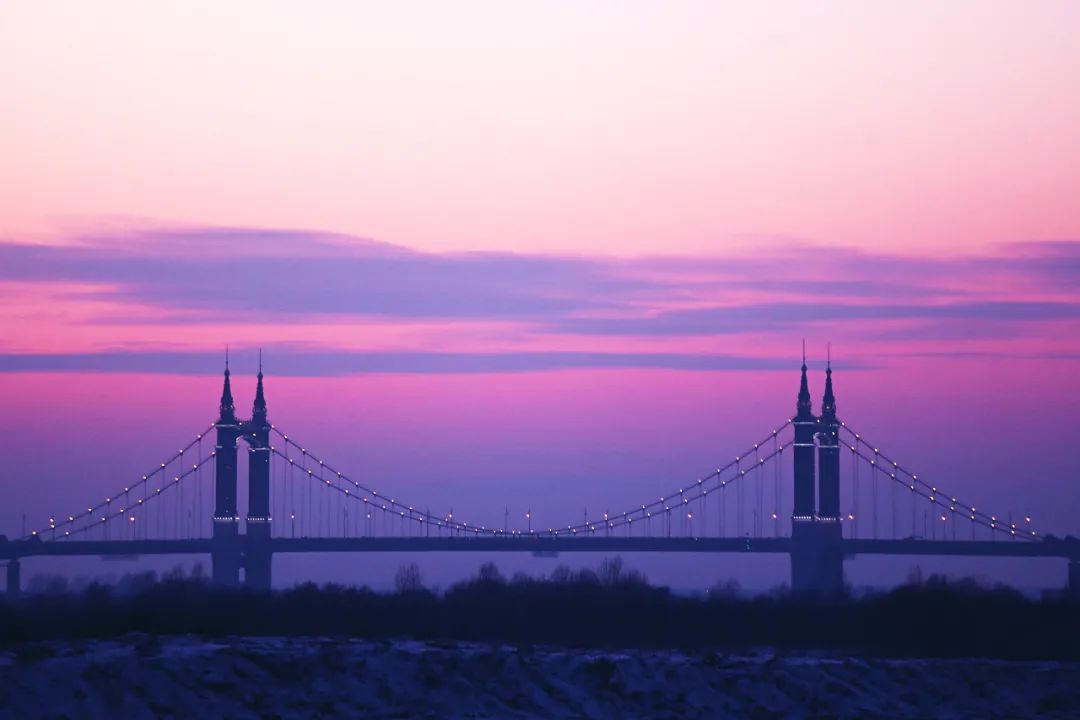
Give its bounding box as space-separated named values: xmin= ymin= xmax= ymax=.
xmin=6 ymin=357 xmax=1078 ymax=596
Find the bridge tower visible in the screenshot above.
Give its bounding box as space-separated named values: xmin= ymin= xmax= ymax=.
xmin=817 ymin=354 xmax=841 ymax=522
xmin=790 ymin=351 xmax=845 ymax=595
xmin=245 ymin=356 xmax=273 ymax=590
xmin=792 ymin=348 xmax=817 ymax=522
xmin=212 ymin=358 xmax=242 ymax=586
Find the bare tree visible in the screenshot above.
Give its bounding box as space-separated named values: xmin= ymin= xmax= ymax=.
xmin=394 ymin=562 xmax=424 ymax=593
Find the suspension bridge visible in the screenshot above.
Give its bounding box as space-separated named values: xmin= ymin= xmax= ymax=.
xmin=3 ymin=357 xmax=1078 ymax=596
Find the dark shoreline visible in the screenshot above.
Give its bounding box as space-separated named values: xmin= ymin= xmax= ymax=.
xmin=3 ymin=561 xmax=1078 ymax=661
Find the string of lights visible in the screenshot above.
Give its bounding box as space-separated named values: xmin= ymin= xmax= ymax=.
xmin=840 ymin=426 xmax=1038 ymax=540
xmin=269 ymin=420 xmax=794 ymax=538
xmin=25 ymin=424 xmax=216 ymax=540
xmin=45 ymin=451 xmax=217 ymax=541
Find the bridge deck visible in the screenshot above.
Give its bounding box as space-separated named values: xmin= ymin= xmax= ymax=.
xmin=3 ymin=536 xmax=1077 ymax=560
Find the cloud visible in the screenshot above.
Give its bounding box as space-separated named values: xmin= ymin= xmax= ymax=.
xmin=1 ymin=224 xmax=1077 ymax=361
xmin=553 ymin=300 xmax=1080 ymax=337
xmin=0 ymin=231 xmax=650 ymax=320
xmin=0 ymin=350 xmax=797 ymax=376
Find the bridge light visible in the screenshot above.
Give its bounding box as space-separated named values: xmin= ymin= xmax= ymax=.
xmin=855 ymin=434 xmax=860 ymax=439
xmin=69 ymin=516 xmax=74 ymax=522
xmin=847 ymin=514 xmax=854 ymax=520
xmin=773 ymin=513 xmax=779 ymax=520
xmin=31 ymin=530 xmax=37 ymax=536
xmin=1025 ymin=516 xmax=1031 ymax=523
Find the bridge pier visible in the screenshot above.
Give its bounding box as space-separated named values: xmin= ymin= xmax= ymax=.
xmin=244 ymin=549 xmax=272 ymax=590
xmin=244 ymin=523 xmax=273 ymax=591
xmin=6 ymin=560 xmax=20 ymax=597
xmin=790 ymin=521 xmax=844 ymax=596
xmin=212 ymin=523 xmax=242 ymax=587
xmin=212 ymin=548 xmax=241 ymax=587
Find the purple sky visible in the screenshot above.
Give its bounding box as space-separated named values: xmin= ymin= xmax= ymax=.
xmin=1 ymin=2 xmax=1078 ymax=591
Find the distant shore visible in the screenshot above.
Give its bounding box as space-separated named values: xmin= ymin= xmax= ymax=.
xmin=3 ymin=560 xmax=1079 ymax=661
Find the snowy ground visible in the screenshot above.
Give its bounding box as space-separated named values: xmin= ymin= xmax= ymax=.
xmin=0 ymin=636 xmax=1077 ymax=719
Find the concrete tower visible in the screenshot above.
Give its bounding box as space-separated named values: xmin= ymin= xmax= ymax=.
xmin=245 ymin=352 xmax=273 ymax=590
xmin=817 ymin=349 xmax=841 ymax=521
xmin=212 ymin=352 xmax=242 ymax=586
xmin=792 ymin=344 xmax=816 ymax=522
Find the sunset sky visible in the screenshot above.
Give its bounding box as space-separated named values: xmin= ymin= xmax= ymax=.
xmin=1 ymin=2 xmax=1078 ymax=588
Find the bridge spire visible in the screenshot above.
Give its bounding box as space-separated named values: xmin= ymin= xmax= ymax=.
xmin=821 ymin=343 xmax=836 ymax=421
xmin=252 ymin=349 xmax=267 ymax=424
xmin=219 ymin=347 xmax=236 ymax=423
xmin=796 ymin=340 xmax=813 ymax=420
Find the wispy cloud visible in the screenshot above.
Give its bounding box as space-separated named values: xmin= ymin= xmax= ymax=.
xmin=0 ymin=224 xmax=1077 ymax=373
xmin=0 ymin=350 xmax=798 ymax=376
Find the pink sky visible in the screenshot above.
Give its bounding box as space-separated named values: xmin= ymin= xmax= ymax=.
xmin=2 ymin=1 xmax=1078 ymax=255
xmin=0 ymin=2 xmax=1078 ymax=588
